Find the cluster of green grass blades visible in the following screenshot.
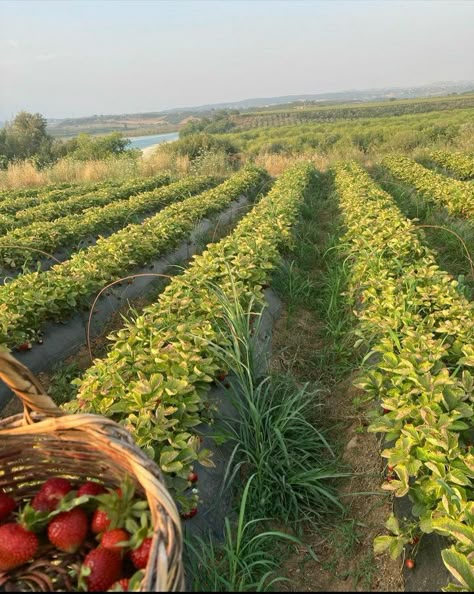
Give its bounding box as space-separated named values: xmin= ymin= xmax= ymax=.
xmin=184 ymin=280 xmax=345 ymax=591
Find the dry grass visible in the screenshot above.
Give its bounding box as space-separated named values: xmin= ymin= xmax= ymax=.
xmin=253 ymin=150 xmax=365 ymax=176
xmin=0 ymin=154 xmax=189 ymax=190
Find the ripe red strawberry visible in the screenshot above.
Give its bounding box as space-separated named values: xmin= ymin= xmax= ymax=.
xmin=216 ymin=371 xmax=227 ymax=382
xmin=101 ymin=529 xmax=129 ymax=555
xmin=47 ymin=508 xmax=88 ymax=553
xmin=0 ymin=492 xmax=16 ymax=521
xmin=33 ymin=477 xmax=72 ymax=512
xmin=17 ymin=342 xmax=32 ymax=352
xmin=78 ymin=481 xmax=106 ymax=497
xmin=109 ymin=578 xmax=129 ymax=591
xmin=82 ymin=548 xmax=122 ymax=592
xmin=0 ymin=523 xmax=38 ymax=570
xmin=405 ymin=558 xmax=415 ymax=569
xmin=91 ymin=509 xmax=112 ymax=534
xmin=31 ymin=492 xmax=50 ymax=512
xmin=129 ymin=537 xmax=152 ymax=569
xmin=181 ymin=507 xmax=198 ymax=520
xmin=187 ymin=472 xmax=198 ymax=484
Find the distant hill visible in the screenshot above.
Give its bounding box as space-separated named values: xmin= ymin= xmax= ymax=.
xmin=45 ymin=80 xmax=474 ymax=138
xmin=160 ymin=80 xmax=474 ymax=113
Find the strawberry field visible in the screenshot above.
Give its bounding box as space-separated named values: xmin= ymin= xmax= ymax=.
xmin=0 ymin=149 xmax=474 ymax=591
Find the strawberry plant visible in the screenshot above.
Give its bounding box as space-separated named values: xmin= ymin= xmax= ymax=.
xmin=429 ymin=150 xmax=474 ymax=181
xmin=0 ymin=166 xmax=267 ymax=347
xmin=73 ymin=162 xmax=313 ymax=506
xmin=335 ymin=161 xmax=474 ymax=591
xmin=0 ymin=175 xmax=216 ymax=270
xmin=382 ymin=154 xmax=474 ymax=217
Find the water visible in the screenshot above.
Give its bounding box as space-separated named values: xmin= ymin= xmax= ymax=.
xmin=127 ymin=132 xmax=179 ymax=150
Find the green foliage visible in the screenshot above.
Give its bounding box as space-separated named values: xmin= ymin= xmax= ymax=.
xmin=0 ymin=173 xmax=172 ymax=239
xmin=0 ymin=111 xmax=55 ymax=166
xmin=65 ymin=132 xmax=136 ymax=160
xmin=180 ymin=110 xmax=238 ymax=137
xmin=429 ymin=150 xmax=474 ymax=181
xmin=218 ymin=107 xmax=474 ymax=157
xmin=0 ymin=172 xmax=248 ymax=346
xmin=0 ymin=175 xmax=219 ymax=270
xmin=73 ymin=163 xmax=311 ymax=504
xmin=335 ymin=161 xmax=474 ymax=591
xmin=185 ymin=477 xmax=300 ymax=592
xmin=163 ymin=132 xmax=237 ymax=161
xmin=382 ymin=154 xmax=474 ymax=217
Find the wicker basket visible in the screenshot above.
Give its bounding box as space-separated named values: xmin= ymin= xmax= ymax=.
xmin=0 ymin=350 xmax=184 ymax=592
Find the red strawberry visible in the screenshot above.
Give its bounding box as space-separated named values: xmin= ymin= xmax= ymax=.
xmin=17 ymin=342 xmax=32 ymax=352
xmin=91 ymin=509 xmax=112 ymax=534
xmin=47 ymin=508 xmax=88 ymax=553
xmin=129 ymin=537 xmax=152 ymax=569
xmin=182 ymin=507 xmax=198 ymax=520
xmin=31 ymin=492 xmax=50 ymax=512
xmin=78 ymin=481 xmax=106 ymax=497
xmin=101 ymin=529 xmax=129 ymax=555
xmin=0 ymin=492 xmax=16 ymax=521
xmin=216 ymin=371 xmax=227 ymax=382
xmin=405 ymin=558 xmax=415 ymax=569
xmin=0 ymin=523 xmax=38 ymax=570
xmin=33 ymin=477 xmax=72 ymax=511
xmin=82 ymin=548 xmax=122 ymax=592
xmin=187 ymin=472 xmax=198 ymax=484
xmin=108 ymin=578 xmax=129 ymax=591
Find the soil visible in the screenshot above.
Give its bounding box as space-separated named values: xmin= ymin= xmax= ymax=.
xmin=270 ymin=310 xmax=404 ymax=592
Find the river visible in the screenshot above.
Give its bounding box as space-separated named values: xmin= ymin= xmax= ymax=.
xmin=127 ymin=132 xmax=179 ymax=150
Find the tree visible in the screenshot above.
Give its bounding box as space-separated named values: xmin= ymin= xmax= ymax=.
xmin=0 ymin=111 xmax=55 ymax=166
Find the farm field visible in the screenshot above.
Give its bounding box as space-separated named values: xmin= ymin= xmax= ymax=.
xmin=1 ymin=98 xmax=474 ymax=592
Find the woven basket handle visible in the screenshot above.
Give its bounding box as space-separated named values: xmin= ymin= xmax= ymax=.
xmin=0 ymin=349 xmax=61 ymax=418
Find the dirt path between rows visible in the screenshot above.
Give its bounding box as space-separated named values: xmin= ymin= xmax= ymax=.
xmin=270 ymin=309 xmax=404 ymax=592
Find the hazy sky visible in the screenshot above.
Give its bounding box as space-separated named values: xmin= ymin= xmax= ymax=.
xmin=1 ymin=0 xmax=473 ymax=120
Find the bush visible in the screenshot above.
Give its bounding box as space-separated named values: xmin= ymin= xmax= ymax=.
xmin=163 ymin=133 xmax=237 ymax=161
xmin=66 ymin=132 xmax=138 ymax=161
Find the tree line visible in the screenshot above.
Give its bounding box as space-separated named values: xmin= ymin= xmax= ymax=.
xmin=0 ymin=112 xmax=136 ymax=168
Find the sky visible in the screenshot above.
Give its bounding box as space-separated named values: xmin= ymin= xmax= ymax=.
xmin=1 ymin=0 xmax=473 ymax=120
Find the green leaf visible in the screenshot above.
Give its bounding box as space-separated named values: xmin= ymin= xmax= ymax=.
xmin=374 ymin=535 xmax=394 ymax=555
xmin=441 ymin=547 xmax=474 ymax=590
xmin=432 ymin=517 xmax=474 ymax=547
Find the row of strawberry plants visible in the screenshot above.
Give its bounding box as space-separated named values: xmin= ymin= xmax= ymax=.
xmin=0 ymin=178 xmax=124 ymax=211
xmin=0 ymin=173 xmax=173 ymax=235
xmin=335 ymin=161 xmax=474 ymax=591
xmin=0 ymin=166 xmax=267 ymax=348
xmin=429 ymin=150 xmax=474 ymax=181
xmin=0 ymin=180 xmax=75 ymax=202
xmin=0 ymin=175 xmax=217 ymax=270
xmin=71 ymin=162 xmax=314 ymax=507
xmin=382 ymin=154 xmax=474 ymax=218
